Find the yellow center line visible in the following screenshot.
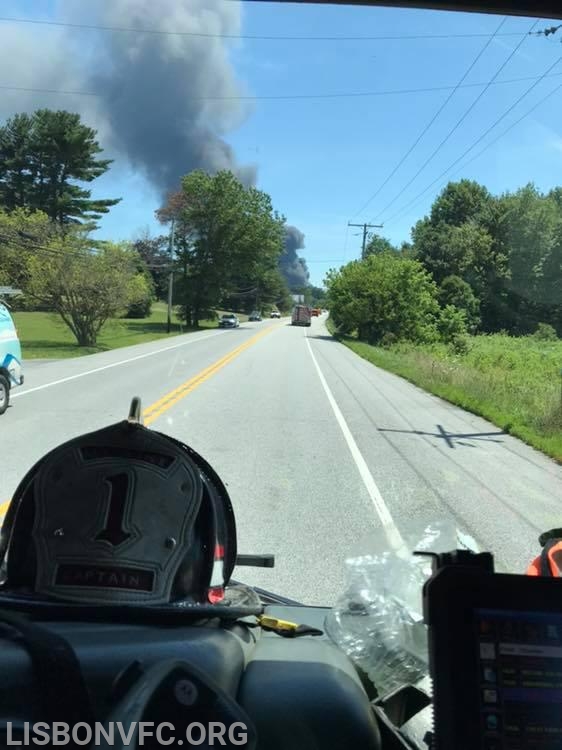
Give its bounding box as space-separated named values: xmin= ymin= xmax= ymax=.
xmin=143 ymin=326 xmax=274 ymax=424
xmin=0 ymin=324 xmax=278 ymax=521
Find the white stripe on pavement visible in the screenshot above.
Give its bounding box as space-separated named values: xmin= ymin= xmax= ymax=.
xmin=12 ymin=330 xmax=225 ymax=399
xmin=305 ymin=332 xmax=406 ymax=553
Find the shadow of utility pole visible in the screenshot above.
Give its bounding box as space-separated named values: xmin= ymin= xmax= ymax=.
xmin=377 ymin=424 xmax=506 ymax=449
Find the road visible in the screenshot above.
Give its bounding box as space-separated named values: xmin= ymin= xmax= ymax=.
xmin=1 ymin=314 xmax=561 ymax=606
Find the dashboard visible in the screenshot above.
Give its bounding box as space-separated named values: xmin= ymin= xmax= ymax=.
xmin=0 ymin=604 xmax=383 ymax=750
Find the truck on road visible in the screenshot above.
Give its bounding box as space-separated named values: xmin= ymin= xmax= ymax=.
xmin=291 ymin=305 xmax=311 ymax=327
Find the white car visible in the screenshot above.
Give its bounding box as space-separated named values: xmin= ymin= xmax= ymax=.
xmin=270 ymin=311 xmax=281 ymax=319
xmin=218 ymin=314 xmax=240 ymax=329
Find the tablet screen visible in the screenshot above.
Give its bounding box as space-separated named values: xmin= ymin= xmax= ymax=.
xmin=476 ymin=608 xmax=562 ymax=750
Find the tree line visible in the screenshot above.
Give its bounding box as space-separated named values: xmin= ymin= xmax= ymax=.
xmin=327 ymin=179 xmax=562 ymax=346
xmin=0 ymin=108 xmax=303 ymax=345
xmin=152 ymin=170 xmax=292 ymax=327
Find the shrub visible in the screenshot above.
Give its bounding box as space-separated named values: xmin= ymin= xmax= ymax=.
xmin=380 ymin=332 xmax=399 ymax=348
xmin=450 ymin=334 xmax=470 ymax=355
xmin=124 ymin=274 xmax=153 ymax=319
xmin=438 ymin=275 xmax=480 ymax=329
xmin=126 ymin=297 xmax=152 ymax=319
xmin=325 ymin=253 xmax=440 ymax=345
xmin=533 ymin=322 xmax=558 ymax=341
xmin=437 ymin=304 xmax=468 ymax=343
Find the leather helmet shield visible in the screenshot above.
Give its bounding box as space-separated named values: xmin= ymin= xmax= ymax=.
xmin=30 ymin=422 xmax=204 ymax=605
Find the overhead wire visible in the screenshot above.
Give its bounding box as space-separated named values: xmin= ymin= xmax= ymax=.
xmin=350 ymin=15 xmax=508 ymax=219
xmin=0 ymin=230 xmax=101 ymax=265
xmin=1 ymin=13 xmax=557 ymax=260
xmin=224 ymin=287 xmax=259 ymax=296
xmin=371 ymin=18 xmax=540 ymax=223
xmin=383 ymin=54 xmax=562 ymax=227
xmin=0 ymin=15 xmax=530 ymax=42
xmin=1 ymin=70 xmax=561 ymax=102
xmin=383 ymin=78 xmax=562 ymax=227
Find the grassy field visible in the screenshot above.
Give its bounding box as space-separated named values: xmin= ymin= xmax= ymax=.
xmin=328 ymin=320 xmax=562 ymax=463
xmin=13 ymin=303 xmax=220 ymax=359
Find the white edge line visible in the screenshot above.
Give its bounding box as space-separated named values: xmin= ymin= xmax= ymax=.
xmin=12 ymin=330 xmax=225 ymax=399
xmin=305 ymin=331 xmax=406 ymax=553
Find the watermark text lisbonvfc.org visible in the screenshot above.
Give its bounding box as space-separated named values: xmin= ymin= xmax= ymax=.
xmin=6 ymin=722 xmax=249 ymax=746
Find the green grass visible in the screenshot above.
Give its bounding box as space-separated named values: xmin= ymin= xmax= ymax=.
xmin=14 ymin=302 xmax=216 ymax=359
xmin=327 ymin=319 xmax=562 ymax=463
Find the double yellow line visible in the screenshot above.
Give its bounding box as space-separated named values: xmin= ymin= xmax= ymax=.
xmin=143 ymin=325 xmax=274 ymax=425
xmin=0 ymin=324 xmax=277 ymax=521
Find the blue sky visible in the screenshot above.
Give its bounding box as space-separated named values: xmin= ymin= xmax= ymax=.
xmin=1 ymin=3 xmax=562 ymax=285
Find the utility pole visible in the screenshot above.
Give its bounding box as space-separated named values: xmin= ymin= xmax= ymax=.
xmin=347 ymin=221 xmax=383 ymax=259
xmin=167 ymin=219 xmax=175 ymax=334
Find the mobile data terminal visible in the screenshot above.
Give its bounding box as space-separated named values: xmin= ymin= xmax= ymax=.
xmin=422 ymin=549 xmax=562 ymax=750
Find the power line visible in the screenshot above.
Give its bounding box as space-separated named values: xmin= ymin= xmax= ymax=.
xmin=0 ymin=15 xmax=530 ymax=42
xmin=384 ymin=78 xmax=562 ymax=228
xmin=0 ymin=230 xmax=100 ymax=265
xmin=0 ymin=84 xmax=98 ymax=97
xmin=2 ymin=71 xmax=562 ymax=102
xmin=373 ymin=18 xmax=539 ymax=223
xmin=451 ymin=81 xmax=562 ymax=178
xmin=383 ymin=54 xmax=562 ymax=227
xmin=351 ymin=16 xmax=507 ymax=219
xmin=225 ymin=287 xmax=259 ymax=296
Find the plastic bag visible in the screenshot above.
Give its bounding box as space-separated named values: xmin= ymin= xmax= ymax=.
xmin=325 ymin=520 xmax=479 ymax=697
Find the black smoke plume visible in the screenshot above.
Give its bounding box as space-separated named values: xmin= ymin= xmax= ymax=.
xmin=0 ymin=1 xmax=256 ymax=193
xmin=280 ymin=225 xmax=309 ymax=290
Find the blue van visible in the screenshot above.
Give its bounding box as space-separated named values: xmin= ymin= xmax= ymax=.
xmin=0 ymin=303 xmax=24 ymax=415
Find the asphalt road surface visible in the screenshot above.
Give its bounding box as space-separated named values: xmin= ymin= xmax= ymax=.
xmin=1 ymin=314 xmax=561 ymax=605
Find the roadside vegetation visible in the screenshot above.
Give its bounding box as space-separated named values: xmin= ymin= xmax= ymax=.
xmin=326 ymin=179 xmax=562 ymax=463
xmin=328 ymin=321 xmax=562 ymax=462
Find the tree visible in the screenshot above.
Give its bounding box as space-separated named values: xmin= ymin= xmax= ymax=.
xmin=437 ymin=304 xmax=469 ymax=344
xmin=326 ymin=253 xmax=440 ymax=345
xmin=0 ymin=109 xmax=120 ymax=226
xmin=124 ymin=265 xmax=154 ymax=319
xmin=429 ymin=179 xmax=491 ymax=227
xmin=438 ymin=275 xmax=480 ymax=330
xmin=364 ymin=235 xmax=396 ymax=256
xmin=26 ymin=236 xmax=145 ymax=346
xmin=501 ymin=184 xmax=560 ymax=333
xmin=408 ymin=178 xmax=562 ymax=335
xmin=275 ymin=284 xmax=295 ymax=314
xmin=399 ymin=241 xmax=415 ymax=258
xmin=157 ymin=170 xmax=286 ymax=327
xmin=412 ymin=220 xmax=455 ymax=283
xmin=413 ymin=218 xmax=493 ymax=286
xmin=0 ymin=113 xmax=34 ymax=212
xmin=473 ymin=196 xmax=512 ymax=332
xmin=132 ymin=233 xmax=171 ymax=300
xmin=308 ymin=285 xmax=327 ymax=308
xmin=0 ymin=207 xmax=56 ymax=294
